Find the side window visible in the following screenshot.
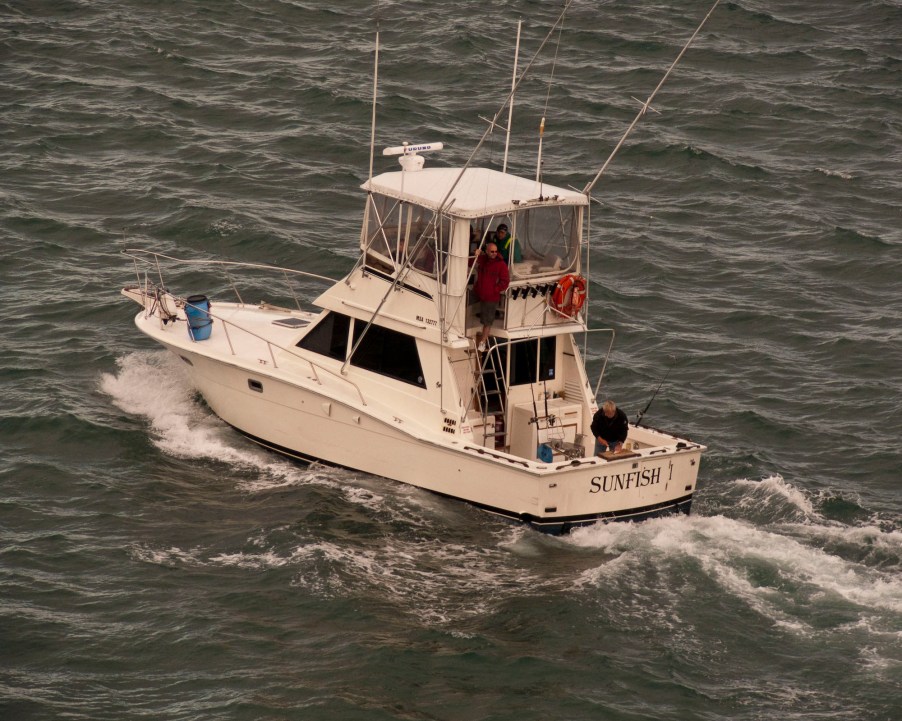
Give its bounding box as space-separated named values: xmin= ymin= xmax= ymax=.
xmin=297 ymin=312 xmax=350 ymax=360
xmin=351 ymin=320 xmax=427 ymax=388
xmin=539 ymin=336 xmax=556 ymax=381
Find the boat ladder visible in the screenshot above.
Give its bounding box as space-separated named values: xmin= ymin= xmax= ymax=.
xmin=475 ymin=341 xmax=508 ymax=449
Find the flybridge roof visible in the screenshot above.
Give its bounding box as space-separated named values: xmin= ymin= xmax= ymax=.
xmin=361 ymin=166 xmax=588 ymax=219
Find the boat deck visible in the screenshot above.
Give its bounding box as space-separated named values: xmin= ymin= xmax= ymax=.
xmin=144 ymin=300 xmax=318 ymax=366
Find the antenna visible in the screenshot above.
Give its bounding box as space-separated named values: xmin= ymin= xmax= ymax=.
xmin=383 ymin=141 xmax=444 ymax=172
xmin=583 ymin=0 xmax=722 ymax=194
xmin=368 ymin=23 xmax=381 ymax=182
xmin=430 ymin=0 xmax=574 ymax=222
xmin=502 ymin=20 xmax=522 ymax=175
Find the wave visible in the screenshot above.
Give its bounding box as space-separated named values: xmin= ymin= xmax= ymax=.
xmin=101 ymin=354 xmax=900 ymax=667
xmin=100 ymin=350 xmax=343 ymax=492
xmin=130 ymin=525 xmax=544 ymax=627
xmin=815 ymin=166 xmax=853 ymax=180
xmin=566 ymin=478 xmax=902 ymax=669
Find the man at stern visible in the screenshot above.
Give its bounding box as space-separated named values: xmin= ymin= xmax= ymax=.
xmin=591 ymin=400 xmax=629 ymax=455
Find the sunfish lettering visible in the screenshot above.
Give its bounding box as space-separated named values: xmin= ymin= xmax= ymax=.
xmin=589 ymin=466 xmax=661 ymax=493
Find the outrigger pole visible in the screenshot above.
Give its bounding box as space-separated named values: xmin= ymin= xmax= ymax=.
xmin=502 ymin=20 xmax=522 ymax=175
xmin=536 ymin=9 xmax=565 ymax=189
xmin=368 ymin=22 xmax=380 ymax=182
xmin=583 ymin=0 xmax=721 ymax=194
xmin=433 ymin=0 xmax=574 ymax=217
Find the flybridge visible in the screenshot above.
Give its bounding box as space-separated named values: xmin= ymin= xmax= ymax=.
xmin=362 ymin=167 xmax=587 ymax=217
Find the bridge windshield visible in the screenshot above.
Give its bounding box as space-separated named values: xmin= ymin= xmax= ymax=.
xmin=471 ymin=205 xmax=580 ymax=280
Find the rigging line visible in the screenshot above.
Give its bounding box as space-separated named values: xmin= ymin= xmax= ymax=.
xmin=583 ymin=0 xmax=721 ymax=194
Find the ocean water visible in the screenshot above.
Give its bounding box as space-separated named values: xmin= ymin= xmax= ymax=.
xmin=2 ymin=1 xmax=901 ymax=719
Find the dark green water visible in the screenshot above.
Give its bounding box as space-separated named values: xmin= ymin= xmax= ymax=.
xmin=1 ymin=1 xmax=900 ymax=719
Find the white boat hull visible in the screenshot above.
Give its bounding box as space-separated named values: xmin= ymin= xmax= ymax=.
xmin=132 ymin=303 xmax=702 ymax=534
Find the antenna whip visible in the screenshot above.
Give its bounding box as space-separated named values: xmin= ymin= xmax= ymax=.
xmin=367 ymin=18 xmax=381 ymax=182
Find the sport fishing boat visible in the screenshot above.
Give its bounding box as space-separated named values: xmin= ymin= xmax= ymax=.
xmin=120 ymin=3 xmax=715 ymax=533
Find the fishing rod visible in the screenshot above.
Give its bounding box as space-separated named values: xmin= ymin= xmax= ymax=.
xmin=583 ymin=0 xmax=722 ymax=194
xmin=635 ymin=357 xmax=676 ymax=427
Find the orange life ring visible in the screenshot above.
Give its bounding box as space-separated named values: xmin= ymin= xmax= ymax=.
xmin=550 ymin=274 xmax=587 ymax=318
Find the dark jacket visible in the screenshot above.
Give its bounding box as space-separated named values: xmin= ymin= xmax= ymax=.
xmin=497 ymin=231 xmax=522 ymax=264
xmin=474 ymin=253 xmax=510 ymax=302
xmin=591 ymin=406 xmax=629 ymax=444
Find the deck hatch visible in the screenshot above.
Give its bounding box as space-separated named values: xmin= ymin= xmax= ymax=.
xmin=272 ymin=317 xmax=310 ymax=328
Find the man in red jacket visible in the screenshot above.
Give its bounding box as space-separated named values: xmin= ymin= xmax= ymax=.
xmin=473 ymin=242 xmax=510 ymax=352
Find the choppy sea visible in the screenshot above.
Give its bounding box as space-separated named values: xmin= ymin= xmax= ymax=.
xmin=2 ymin=1 xmax=900 ymax=719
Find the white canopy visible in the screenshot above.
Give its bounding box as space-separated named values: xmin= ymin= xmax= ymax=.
xmin=361 ymin=166 xmax=588 ymax=219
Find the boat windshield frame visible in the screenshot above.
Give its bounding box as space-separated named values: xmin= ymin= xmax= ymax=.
xmin=361 ymin=191 xmax=583 ymax=284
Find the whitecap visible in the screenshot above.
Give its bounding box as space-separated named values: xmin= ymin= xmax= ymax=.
xmin=732 ymin=474 xmax=818 ymax=520
xmin=100 ymin=350 xmax=350 ymax=497
xmin=100 ymin=350 xmax=259 ymax=465
xmin=815 ymin=167 xmax=853 ymax=180
xmin=566 ymin=514 xmax=902 ymax=633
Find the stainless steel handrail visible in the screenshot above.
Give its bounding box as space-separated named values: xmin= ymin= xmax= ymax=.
xmin=124 ymin=248 xmax=335 ymax=284
xmin=464 ymin=327 xmax=615 ymax=421
xmin=180 ymin=297 xmax=368 ymax=408
xmin=127 ymin=251 xmax=366 ymax=407
xmin=124 ymin=248 xmax=335 ymax=312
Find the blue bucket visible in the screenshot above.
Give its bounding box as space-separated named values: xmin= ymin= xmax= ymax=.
xmin=185 ymin=294 xmax=213 ymax=341
xmin=538 ymin=443 xmax=554 ymax=463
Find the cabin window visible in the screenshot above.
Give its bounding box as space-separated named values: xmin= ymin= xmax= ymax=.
xmin=509 ymin=336 xmax=557 ymax=386
xmin=520 ymin=206 xmax=578 ymax=273
xmin=296 ymin=312 xmax=350 ymax=360
xmin=351 ymin=319 xmax=427 ymax=388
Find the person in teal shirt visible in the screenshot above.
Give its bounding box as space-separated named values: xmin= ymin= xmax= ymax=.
xmin=494 ymin=223 xmax=522 ymax=264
